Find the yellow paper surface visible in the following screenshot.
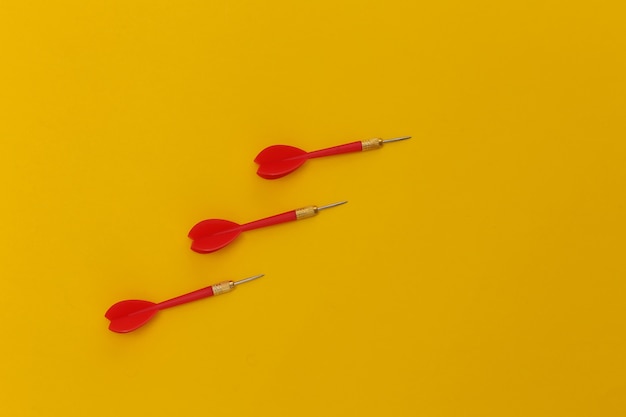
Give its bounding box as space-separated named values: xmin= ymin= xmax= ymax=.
xmin=1 ymin=1 xmax=625 ymax=416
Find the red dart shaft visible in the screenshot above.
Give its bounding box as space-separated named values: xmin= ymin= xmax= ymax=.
xmin=239 ymin=210 xmax=297 ymax=232
xmin=154 ymin=285 xmax=215 ymax=310
xmin=306 ymin=141 xmax=363 ymax=159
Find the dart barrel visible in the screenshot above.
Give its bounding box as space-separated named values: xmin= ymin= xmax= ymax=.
xmin=295 ymin=206 xmax=318 ymax=220
xmin=361 ymin=138 xmax=383 ymax=151
xmin=211 ymin=281 xmax=235 ymax=295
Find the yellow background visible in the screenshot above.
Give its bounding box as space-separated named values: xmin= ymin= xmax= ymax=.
xmin=1 ymin=1 xmax=625 ymax=416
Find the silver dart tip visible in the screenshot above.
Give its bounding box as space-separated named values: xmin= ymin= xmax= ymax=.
xmin=317 ymin=201 xmax=348 ymax=211
xmin=233 ymin=274 xmax=265 ymax=286
xmin=382 ymin=136 xmax=411 ymax=144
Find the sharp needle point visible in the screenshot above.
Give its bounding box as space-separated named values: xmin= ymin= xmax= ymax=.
xmin=233 ymin=274 xmax=265 ymax=286
xmin=382 ymin=136 xmax=412 ymax=144
xmin=317 ymin=200 xmax=348 ymax=211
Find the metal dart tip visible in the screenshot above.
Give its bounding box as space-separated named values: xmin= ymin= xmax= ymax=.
xmin=233 ymin=274 xmax=265 ymax=286
xmin=317 ymin=201 xmax=348 ymax=211
xmin=382 ymin=136 xmax=412 ymax=144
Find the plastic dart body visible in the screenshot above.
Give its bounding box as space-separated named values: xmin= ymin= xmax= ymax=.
xmin=188 ymin=201 xmax=347 ymax=254
xmin=105 ymin=274 xmax=264 ymax=333
xmin=254 ymin=136 xmax=411 ymax=179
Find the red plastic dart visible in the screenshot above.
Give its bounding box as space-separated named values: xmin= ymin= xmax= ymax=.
xmin=189 ymin=201 xmax=347 ymax=254
xmin=254 ymin=136 xmax=411 ymax=179
xmin=105 ymin=274 xmax=264 ymax=333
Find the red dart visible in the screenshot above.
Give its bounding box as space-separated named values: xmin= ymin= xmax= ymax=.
xmin=254 ymin=136 xmax=411 ymax=179
xmin=188 ymin=201 xmax=347 ymax=254
xmin=105 ymin=274 xmax=263 ymax=333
